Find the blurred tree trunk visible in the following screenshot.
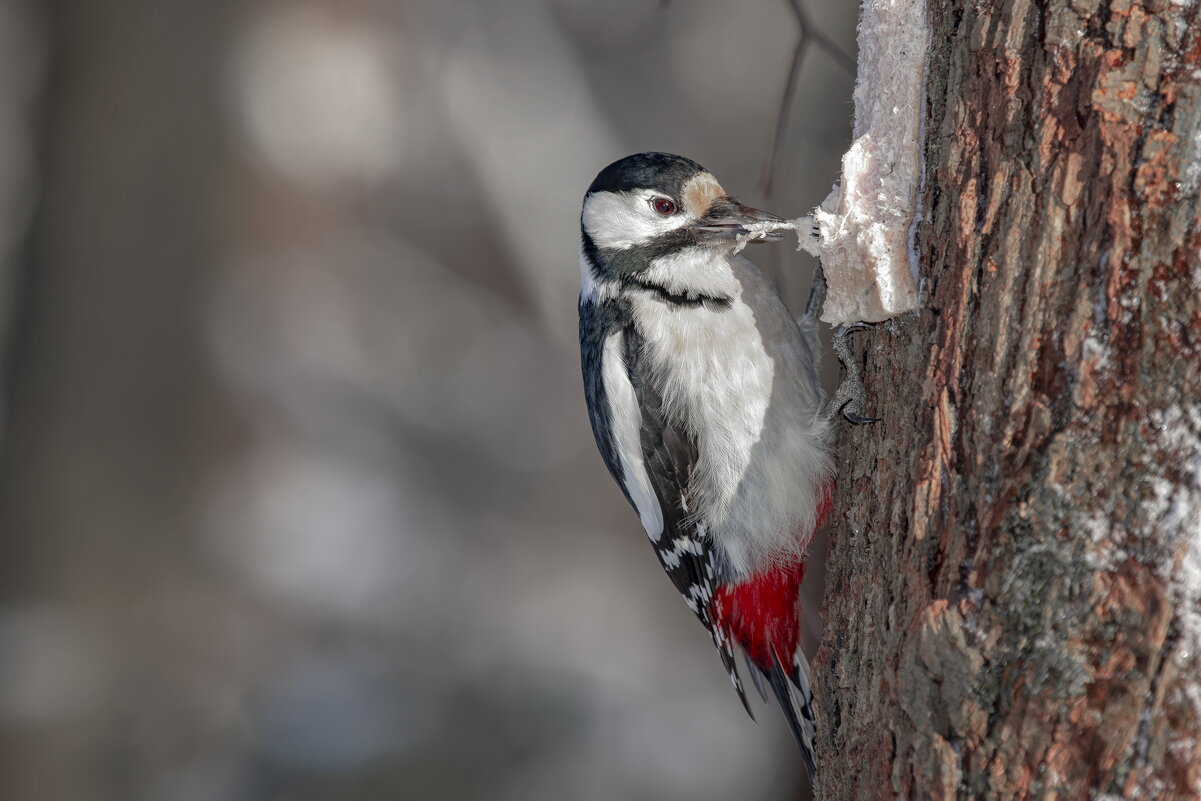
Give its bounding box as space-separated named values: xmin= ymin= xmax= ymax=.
xmin=815 ymin=2 xmax=1201 ymax=800
xmin=0 ymin=3 xmax=234 ymax=800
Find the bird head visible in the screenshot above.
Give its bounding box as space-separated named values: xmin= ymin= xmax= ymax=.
xmin=580 ymin=152 xmax=784 ymax=265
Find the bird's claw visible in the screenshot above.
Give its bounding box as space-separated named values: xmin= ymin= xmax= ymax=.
xmin=822 ymin=323 xmax=878 ymax=425
xmin=843 ymin=410 xmax=881 ymax=425
xmin=823 ymin=384 xmax=877 ymax=425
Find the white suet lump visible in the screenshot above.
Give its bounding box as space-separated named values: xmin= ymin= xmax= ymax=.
xmin=812 ymin=0 xmax=929 ymax=324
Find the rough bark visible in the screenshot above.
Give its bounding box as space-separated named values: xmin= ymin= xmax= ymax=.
xmin=815 ymin=1 xmax=1201 ymax=800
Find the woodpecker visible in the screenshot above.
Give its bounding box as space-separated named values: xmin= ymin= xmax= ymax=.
xmin=578 ymin=153 xmax=869 ymax=779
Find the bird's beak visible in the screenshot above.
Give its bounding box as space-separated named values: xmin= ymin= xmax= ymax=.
xmin=691 ymin=198 xmax=787 ymax=246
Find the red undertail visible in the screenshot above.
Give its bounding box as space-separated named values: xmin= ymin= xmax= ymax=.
xmin=709 ymin=481 xmax=833 ymax=671
xmin=711 ymin=560 xmax=803 ymax=671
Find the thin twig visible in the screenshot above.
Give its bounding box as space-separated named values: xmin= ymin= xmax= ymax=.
xmin=760 ymin=32 xmax=809 ymax=198
xmin=796 ymin=0 xmax=856 ymax=76
xmin=759 ymin=0 xmax=856 ymax=198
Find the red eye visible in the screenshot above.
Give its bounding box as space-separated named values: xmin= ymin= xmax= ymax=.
xmin=652 ymin=197 xmax=677 ymax=216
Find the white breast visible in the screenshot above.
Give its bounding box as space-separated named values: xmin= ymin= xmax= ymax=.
xmin=630 ymin=252 xmax=832 ymax=576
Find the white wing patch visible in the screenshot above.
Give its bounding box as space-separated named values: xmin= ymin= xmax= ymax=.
xmin=601 ymin=330 xmax=664 ymax=541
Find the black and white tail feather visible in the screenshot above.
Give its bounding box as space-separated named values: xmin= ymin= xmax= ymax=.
xmin=770 ymin=652 xmax=819 ymax=781
xmin=743 ymin=647 xmax=818 ymax=781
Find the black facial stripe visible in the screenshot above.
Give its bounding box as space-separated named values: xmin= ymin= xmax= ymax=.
xmin=603 ymin=232 xmax=693 ymax=275
xmin=581 ymin=225 xmax=696 ymax=279
xmin=583 ymin=227 xmax=733 ymax=309
xmin=624 ymin=277 xmax=733 ymax=310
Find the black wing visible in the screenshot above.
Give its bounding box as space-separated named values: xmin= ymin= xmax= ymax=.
xmin=580 ymin=297 xmax=750 ymax=711
xmin=580 ymin=297 xmax=635 ymax=505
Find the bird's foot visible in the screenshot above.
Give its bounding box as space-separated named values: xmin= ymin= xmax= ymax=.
xmin=823 ymin=323 xmax=879 ymax=424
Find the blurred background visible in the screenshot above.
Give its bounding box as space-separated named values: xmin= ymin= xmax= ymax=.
xmin=0 ymin=1 xmax=856 ymax=799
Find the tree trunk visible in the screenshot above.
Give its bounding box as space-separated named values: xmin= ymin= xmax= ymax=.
xmin=0 ymin=3 xmax=235 ymax=799
xmin=815 ymin=2 xmax=1201 ymax=800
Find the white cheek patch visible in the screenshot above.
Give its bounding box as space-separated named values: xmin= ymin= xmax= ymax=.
xmin=582 ymin=190 xmax=694 ymax=251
